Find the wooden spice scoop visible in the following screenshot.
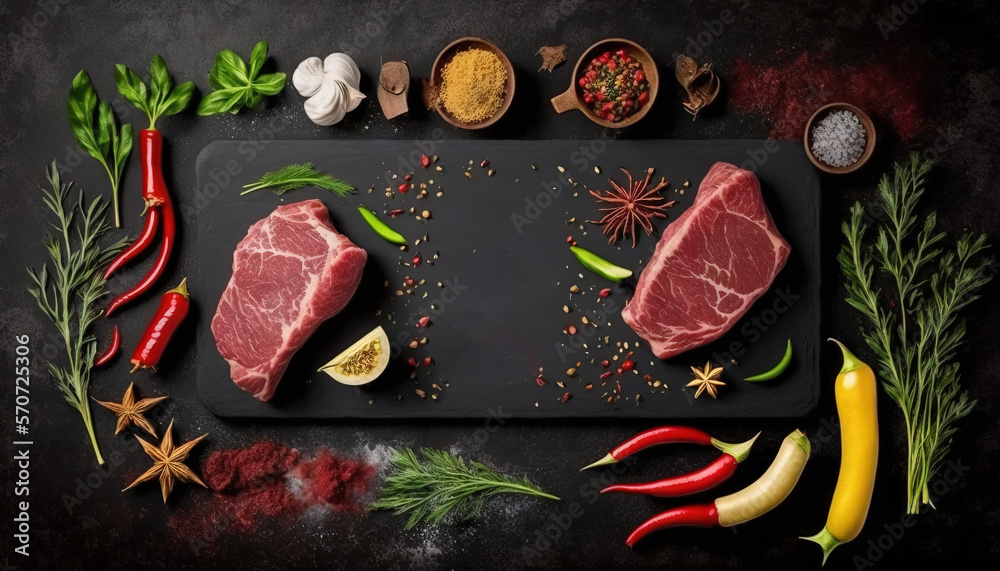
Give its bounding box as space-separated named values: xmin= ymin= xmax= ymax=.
xmin=378 ymin=61 xmax=410 ymax=119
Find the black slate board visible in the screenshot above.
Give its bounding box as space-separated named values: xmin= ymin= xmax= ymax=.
xmin=194 ymin=139 xmax=820 ymax=419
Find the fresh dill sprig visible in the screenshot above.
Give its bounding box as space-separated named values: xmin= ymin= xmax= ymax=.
xmin=369 ymin=448 xmax=560 ymax=528
xmin=26 ymin=162 xmax=127 ymax=464
xmin=838 ymin=153 xmax=993 ymax=514
xmin=241 ymin=162 xmax=355 ymax=197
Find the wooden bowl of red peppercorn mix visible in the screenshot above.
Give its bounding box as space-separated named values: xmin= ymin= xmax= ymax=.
xmin=551 ymin=38 xmax=657 ymax=128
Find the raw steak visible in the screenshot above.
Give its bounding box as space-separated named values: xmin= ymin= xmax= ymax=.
xmin=211 ymin=199 xmax=367 ymax=401
xmin=621 ymin=162 xmax=790 ymax=359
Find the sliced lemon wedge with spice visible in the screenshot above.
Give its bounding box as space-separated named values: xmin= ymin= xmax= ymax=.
xmin=319 ymin=326 xmax=390 ymax=385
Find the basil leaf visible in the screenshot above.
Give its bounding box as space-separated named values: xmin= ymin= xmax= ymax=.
xmin=116 ymin=123 xmax=133 ymax=178
xmin=214 ymin=49 xmax=249 ymax=82
xmin=149 ymin=55 xmax=172 ymax=114
xmin=249 ymin=41 xmax=268 ymax=78
xmin=196 ymin=87 xmax=245 ymax=116
xmin=114 ymin=63 xmax=149 ymax=115
xmin=96 ymin=101 xmax=114 ymax=157
xmin=159 ymin=81 xmax=195 ymax=116
xmin=209 ymin=62 xmax=242 ymax=90
xmin=67 ymin=71 xmax=102 ymax=162
xmin=252 ymin=72 xmax=286 ymax=96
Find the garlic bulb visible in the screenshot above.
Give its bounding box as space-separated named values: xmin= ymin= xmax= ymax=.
xmin=292 ymin=53 xmax=365 ymax=126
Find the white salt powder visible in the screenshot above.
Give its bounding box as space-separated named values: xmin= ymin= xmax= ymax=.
xmin=811 ymin=109 xmax=867 ymax=168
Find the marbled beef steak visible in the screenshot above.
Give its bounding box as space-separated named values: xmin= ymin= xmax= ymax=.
xmin=621 ymin=162 xmax=791 ymax=359
xmin=211 ymin=199 xmax=367 ymax=401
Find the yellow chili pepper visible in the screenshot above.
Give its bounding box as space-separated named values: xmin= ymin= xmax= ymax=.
xmin=801 ymin=339 xmax=879 ymax=564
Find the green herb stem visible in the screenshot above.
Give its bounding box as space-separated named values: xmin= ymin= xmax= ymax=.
xmin=242 ymin=163 xmax=355 ymax=197
xmin=370 ymin=448 xmax=560 ymax=528
xmin=839 ymin=153 xmax=991 ymax=515
xmin=27 ymin=162 xmax=126 ymax=464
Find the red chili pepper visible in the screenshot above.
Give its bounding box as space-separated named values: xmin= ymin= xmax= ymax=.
xmin=130 ymin=278 xmax=189 ymax=372
xmin=581 ymin=426 xmax=718 ymax=470
xmin=105 ymin=130 xmax=176 ymax=316
xmin=106 ymin=202 xmax=175 ymax=316
xmin=94 ymin=325 xmax=121 ymax=367
xmin=600 ymin=434 xmax=758 ymax=497
xmin=103 ymin=206 xmax=160 ymax=279
xmin=625 ymin=505 xmax=719 ymax=547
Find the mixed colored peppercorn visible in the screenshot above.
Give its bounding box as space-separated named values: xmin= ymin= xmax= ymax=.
xmin=578 ymin=49 xmax=649 ymax=122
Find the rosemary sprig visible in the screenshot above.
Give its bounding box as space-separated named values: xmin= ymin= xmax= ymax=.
xmin=370 ymin=448 xmax=560 ymax=528
xmin=839 ymin=153 xmax=993 ymax=514
xmin=241 ymin=162 xmax=355 ymax=197
xmin=26 ymin=162 xmax=127 ymax=464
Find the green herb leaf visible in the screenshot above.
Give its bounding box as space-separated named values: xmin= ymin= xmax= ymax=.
xmin=114 ymin=63 xmax=149 ymax=115
xmin=67 ymin=71 xmax=102 ymax=162
xmin=67 ymin=70 xmax=132 ymax=228
xmin=199 ymin=41 xmax=286 ymax=116
xmin=839 ymin=153 xmax=993 ymax=515
xmin=252 ymin=72 xmax=287 ymax=96
xmin=150 ymin=54 xmax=172 ymax=111
xmin=369 ymin=448 xmax=560 ymax=528
xmin=116 ymin=56 xmax=193 ymax=128
xmin=241 ymin=162 xmax=355 ymax=196
xmin=249 ymin=40 xmax=268 ymax=78
xmin=196 ymin=87 xmax=246 ymax=116
xmin=159 ymin=80 xmax=196 ymax=116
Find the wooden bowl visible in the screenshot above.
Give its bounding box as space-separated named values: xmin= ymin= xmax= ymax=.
xmin=430 ymin=37 xmax=515 ymax=129
xmin=550 ymin=38 xmax=658 ymax=128
xmin=803 ymin=103 xmax=876 ymax=174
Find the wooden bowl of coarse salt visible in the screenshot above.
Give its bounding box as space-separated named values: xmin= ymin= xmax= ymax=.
xmin=804 ymin=103 xmax=876 ymax=174
xmin=430 ymin=37 xmax=515 ymax=130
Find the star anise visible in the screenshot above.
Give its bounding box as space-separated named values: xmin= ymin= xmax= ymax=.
xmin=123 ymin=419 xmax=208 ymax=503
xmin=686 ymin=362 xmax=725 ymax=399
xmin=588 ymin=167 xmax=675 ymax=247
xmin=95 ymin=382 xmax=167 ymax=437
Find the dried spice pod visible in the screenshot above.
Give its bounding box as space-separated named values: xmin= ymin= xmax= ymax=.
xmin=676 ymin=55 xmax=720 ymax=119
xmin=378 ymin=61 xmax=410 ymax=119
xmin=536 ymin=45 xmax=567 ymax=72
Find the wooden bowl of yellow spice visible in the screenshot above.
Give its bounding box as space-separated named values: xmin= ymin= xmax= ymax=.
xmin=430 ymin=37 xmax=515 ymax=129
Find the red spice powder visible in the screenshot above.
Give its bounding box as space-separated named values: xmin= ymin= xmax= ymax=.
xmin=169 ymin=441 xmax=375 ymax=543
xmin=729 ymin=51 xmax=928 ymax=141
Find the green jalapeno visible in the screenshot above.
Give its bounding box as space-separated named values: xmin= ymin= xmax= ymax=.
xmin=743 ymin=339 xmax=793 ymax=382
xmin=359 ymin=207 xmax=407 ymax=244
xmin=569 ymin=246 xmax=632 ymax=282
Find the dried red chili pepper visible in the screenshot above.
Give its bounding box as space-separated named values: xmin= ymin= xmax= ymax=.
xmin=94 ymin=325 xmax=121 ymax=367
xmin=130 ymin=278 xmax=189 ymax=372
xmin=106 ymin=130 xmax=176 ymax=316
xmin=420 ymin=154 xmax=431 ymax=169
xmin=601 ymin=434 xmax=758 ymax=497
xmin=581 ymin=426 xmax=742 ymax=470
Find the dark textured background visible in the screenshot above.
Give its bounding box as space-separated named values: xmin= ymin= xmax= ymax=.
xmin=1 ymin=1 xmax=998 ymax=569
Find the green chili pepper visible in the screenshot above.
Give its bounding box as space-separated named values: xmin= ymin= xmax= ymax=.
xmin=743 ymin=339 xmax=793 ymax=382
xmin=569 ymin=246 xmax=632 ymax=282
xmin=358 ymin=207 xmax=407 ymax=244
